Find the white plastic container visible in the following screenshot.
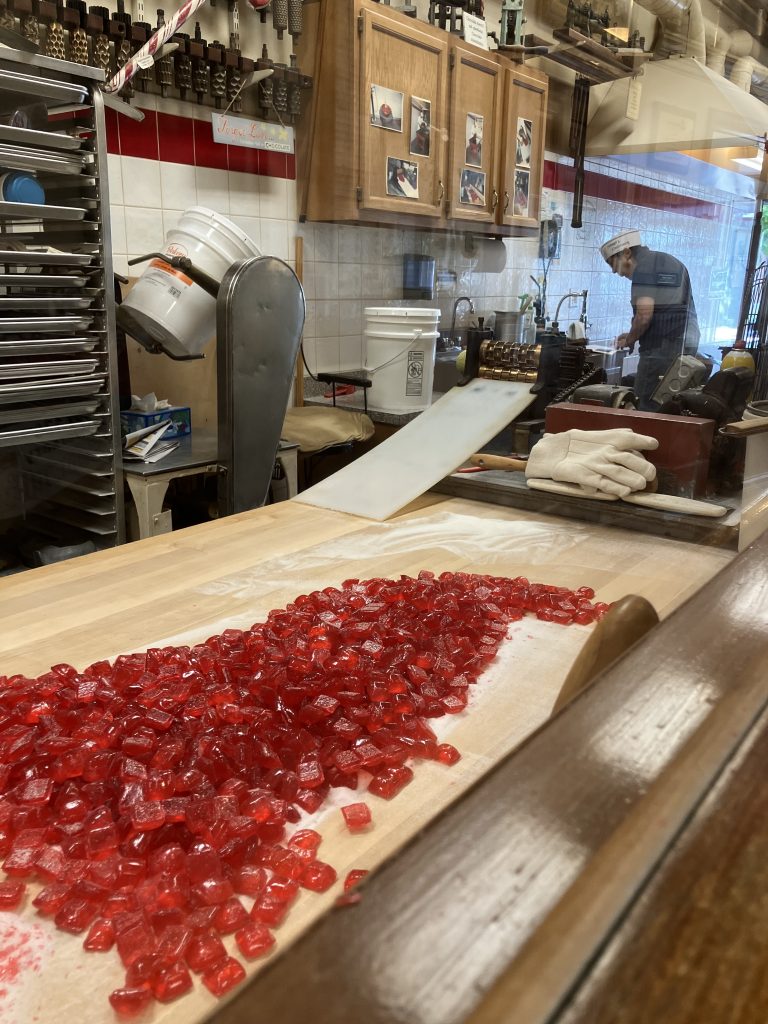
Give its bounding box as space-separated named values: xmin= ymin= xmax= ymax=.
xmin=363 ymin=307 xmax=440 ymax=412
xmin=120 ymin=207 xmax=261 ymax=358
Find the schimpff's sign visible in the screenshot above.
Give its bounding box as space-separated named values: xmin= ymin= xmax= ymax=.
xmin=211 ymin=113 xmax=295 ymax=154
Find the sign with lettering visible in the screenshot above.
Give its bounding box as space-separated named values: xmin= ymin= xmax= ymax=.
xmin=211 ymin=113 xmax=295 ymax=154
xmin=462 ymin=12 xmax=489 ymax=50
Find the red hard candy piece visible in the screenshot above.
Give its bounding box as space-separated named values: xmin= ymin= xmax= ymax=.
xmin=202 ymin=955 xmax=246 ymax=997
xmin=84 ymin=917 xmax=116 ymax=951
xmin=0 ymin=879 xmax=25 ymax=909
xmin=300 ymin=860 xmax=337 ymax=893
xmin=287 ymin=828 xmax=322 ymax=852
xmin=435 ymin=743 xmax=461 ymax=766
xmin=264 ymin=876 xmax=299 ymax=904
xmin=185 ymin=929 xmax=227 ymax=974
xmin=367 ymin=766 xmax=414 ymax=800
xmin=212 ymin=897 xmax=250 ymax=934
xmin=152 ymin=961 xmax=194 ymax=1003
xmin=233 ymin=865 xmax=267 ymax=897
xmin=343 ymin=869 xmax=369 ymax=892
xmin=115 ymin=919 xmax=156 ymax=967
xmin=251 ymin=894 xmax=289 ymax=928
xmin=235 ymin=922 xmax=275 ymax=960
xmin=130 ymin=801 xmax=166 ymax=832
xmin=54 ymin=896 xmax=99 ymax=934
xmin=109 ymin=986 xmax=153 ymax=1017
xmin=341 ymin=803 xmax=372 ymax=833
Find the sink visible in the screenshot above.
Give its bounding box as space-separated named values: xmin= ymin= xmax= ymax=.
xmin=433 ymin=347 xmax=462 ymax=394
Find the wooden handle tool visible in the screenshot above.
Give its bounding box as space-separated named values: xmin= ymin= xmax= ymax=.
xmin=722 ymin=418 xmax=768 ymax=437
xmin=469 ymin=453 xmax=527 ymax=472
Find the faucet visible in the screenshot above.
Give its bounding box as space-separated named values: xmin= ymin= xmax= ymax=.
xmin=449 ymin=296 xmax=475 ymax=346
xmin=552 ymin=290 xmax=588 ymax=330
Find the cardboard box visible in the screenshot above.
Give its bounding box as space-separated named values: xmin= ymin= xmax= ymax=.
xmin=120 ymin=406 xmax=191 ymax=439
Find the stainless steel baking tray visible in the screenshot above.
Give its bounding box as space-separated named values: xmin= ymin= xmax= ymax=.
xmin=0 ymin=358 xmax=98 ymax=379
xmin=0 ymin=296 xmax=93 ymax=309
xmin=0 ymin=249 xmax=94 ymax=266
xmin=0 ymin=398 xmax=99 ymax=424
xmin=0 ymin=419 xmax=98 ymax=447
xmin=0 ymin=124 xmax=84 ymax=150
xmin=0 ymin=337 xmax=98 ymax=355
xmin=0 ymin=273 xmax=85 ymax=287
xmin=0 ymin=375 xmax=106 ymax=404
xmin=0 ymin=201 xmax=87 ymax=221
xmin=0 ymin=315 xmax=93 ymax=333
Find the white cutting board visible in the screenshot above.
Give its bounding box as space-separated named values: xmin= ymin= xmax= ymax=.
xmin=294 ymin=379 xmax=535 ymax=520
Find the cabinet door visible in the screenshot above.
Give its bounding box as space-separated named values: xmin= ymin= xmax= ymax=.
xmin=499 ymin=66 xmax=548 ymax=229
xmin=446 ymin=44 xmax=502 ymax=225
xmin=358 ymin=7 xmax=448 ymax=219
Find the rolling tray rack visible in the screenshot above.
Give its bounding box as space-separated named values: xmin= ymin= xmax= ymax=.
xmin=0 ymin=49 xmax=124 ymax=562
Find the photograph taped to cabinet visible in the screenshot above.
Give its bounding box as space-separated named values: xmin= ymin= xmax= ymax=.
xmin=513 ymin=168 xmax=530 ymax=217
xmin=387 ymin=157 xmax=419 ymax=199
xmin=465 ymin=111 xmax=483 ymax=167
xmin=409 ymin=96 xmax=431 ymax=157
xmin=460 ymin=168 xmax=485 ymax=206
xmin=370 ymin=84 xmax=404 ymax=131
xmin=516 ymin=117 xmax=532 ymax=168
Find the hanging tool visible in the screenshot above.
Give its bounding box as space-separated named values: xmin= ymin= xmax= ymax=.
xmin=272 ymin=0 xmax=287 ymax=39
xmin=569 ymin=74 xmax=590 ymax=229
xmin=287 ymin=0 xmax=301 ymax=39
xmin=65 ymin=0 xmax=90 ymax=64
xmin=256 ymin=43 xmax=274 ymax=118
xmin=87 ymin=7 xmax=111 ymax=73
xmin=191 ymin=22 xmax=210 ymax=104
xmin=151 ymin=9 xmax=173 ymax=95
xmin=208 ymin=38 xmax=227 ymax=108
xmin=41 ymin=0 xmax=66 ymax=59
xmin=16 ymin=0 xmax=40 ymax=48
xmin=174 ymin=33 xmax=193 ymax=100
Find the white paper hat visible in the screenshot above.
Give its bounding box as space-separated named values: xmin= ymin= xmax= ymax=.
xmin=600 ymin=230 xmax=642 ymax=263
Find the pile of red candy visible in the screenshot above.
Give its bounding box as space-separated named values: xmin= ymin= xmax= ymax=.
xmin=0 ymin=571 xmax=606 ymax=1013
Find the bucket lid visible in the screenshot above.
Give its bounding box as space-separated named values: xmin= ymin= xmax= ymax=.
xmin=2 ymin=171 xmax=44 ymax=205
xmin=175 ymin=206 xmax=261 ymax=258
xmin=364 ymin=306 xmax=440 ymax=318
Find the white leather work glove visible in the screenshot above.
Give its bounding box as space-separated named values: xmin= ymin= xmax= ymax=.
xmin=525 ymin=428 xmax=658 ymax=497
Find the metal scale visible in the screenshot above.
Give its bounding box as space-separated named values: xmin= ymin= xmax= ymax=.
xmin=117 ymin=254 xmax=304 ymax=517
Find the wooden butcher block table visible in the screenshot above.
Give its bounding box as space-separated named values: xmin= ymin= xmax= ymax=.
xmin=0 ymin=494 xmax=747 ymax=1024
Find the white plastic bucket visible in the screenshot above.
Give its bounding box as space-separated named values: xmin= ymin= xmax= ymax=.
xmin=363 ymin=306 xmax=440 ymax=412
xmin=120 ymin=206 xmax=261 ymax=358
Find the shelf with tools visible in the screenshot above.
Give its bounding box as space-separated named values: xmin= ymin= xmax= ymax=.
xmin=0 ymin=49 xmax=124 ymax=569
xmin=296 ymin=0 xmax=548 ymax=235
xmin=0 ymin=0 xmax=313 ymax=126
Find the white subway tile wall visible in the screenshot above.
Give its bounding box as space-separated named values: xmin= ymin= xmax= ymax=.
xmin=109 ymin=153 xmax=751 ymax=378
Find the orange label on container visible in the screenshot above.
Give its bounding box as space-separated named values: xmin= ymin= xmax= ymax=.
xmin=149 ymin=258 xmax=193 ymax=287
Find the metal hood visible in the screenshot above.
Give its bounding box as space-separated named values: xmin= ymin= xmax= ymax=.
xmin=586 ymin=56 xmax=768 ymax=156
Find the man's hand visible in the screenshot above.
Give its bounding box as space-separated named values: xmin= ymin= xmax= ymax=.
xmin=614 ymin=333 xmax=636 ymax=353
xmin=525 ymin=428 xmax=658 ymax=497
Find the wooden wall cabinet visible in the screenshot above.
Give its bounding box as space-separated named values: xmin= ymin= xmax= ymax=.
xmin=297 ymin=0 xmax=548 ymax=236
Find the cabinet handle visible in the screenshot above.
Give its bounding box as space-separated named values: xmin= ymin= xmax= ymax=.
xmin=438 ymin=179 xmax=444 ymax=201
xmin=491 ymin=189 xmax=498 ymax=211
xmin=504 ymin=190 xmax=510 ymax=213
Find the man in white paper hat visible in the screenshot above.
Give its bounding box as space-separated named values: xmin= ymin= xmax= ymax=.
xmin=601 ymin=230 xmax=700 ymax=411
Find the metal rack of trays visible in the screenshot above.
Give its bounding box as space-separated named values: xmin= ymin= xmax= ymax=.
xmin=0 ymin=49 xmax=124 ymax=571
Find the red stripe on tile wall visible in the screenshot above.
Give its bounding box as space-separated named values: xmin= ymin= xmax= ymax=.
xmin=543 ymin=160 xmax=720 ymax=220
xmin=106 ymin=107 xmax=295 ymax=181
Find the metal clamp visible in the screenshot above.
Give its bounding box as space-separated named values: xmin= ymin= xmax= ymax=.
xmin=438 ymin=179 xmax=445 ymax=201
xmin=491 ymin=189 xmax=498 ymax=211
xmin=504 ymin=190 xmax=510 ymax=213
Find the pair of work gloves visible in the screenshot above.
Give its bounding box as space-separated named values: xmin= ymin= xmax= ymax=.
xmin=525 ymin=428 xmax=658 ymax=497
